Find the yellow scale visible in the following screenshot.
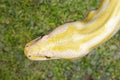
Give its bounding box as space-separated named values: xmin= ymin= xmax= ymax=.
xmin=24 ymin=0 xmax=120 ymax=60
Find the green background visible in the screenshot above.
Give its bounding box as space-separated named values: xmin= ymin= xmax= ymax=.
xmin=0 ymin=0 xmax=120 ymax=80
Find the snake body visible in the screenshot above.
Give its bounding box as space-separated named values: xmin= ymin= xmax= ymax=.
xmin=24 ymin=0 xmax=120 ymax=60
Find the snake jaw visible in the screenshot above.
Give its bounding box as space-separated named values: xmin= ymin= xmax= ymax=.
xmin=24 ymin=36 xmax=60 ymax=60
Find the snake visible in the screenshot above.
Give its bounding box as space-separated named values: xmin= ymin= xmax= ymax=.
xmin=24 ymin=0 xmax=120 ymax=60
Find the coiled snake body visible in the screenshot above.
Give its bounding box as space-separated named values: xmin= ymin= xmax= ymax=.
xmin=24 ymin=0 xmax=120 ymax=60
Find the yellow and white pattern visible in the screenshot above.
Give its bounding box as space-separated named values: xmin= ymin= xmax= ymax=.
xmin=24 ymin=0 xmax=120 ymax=60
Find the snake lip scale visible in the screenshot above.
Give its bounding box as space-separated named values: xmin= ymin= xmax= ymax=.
xmin=24 ymin=0 xmax=120 ymax=60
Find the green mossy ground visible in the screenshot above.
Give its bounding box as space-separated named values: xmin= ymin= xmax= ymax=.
xmin=0 ymin=0 xmax=120 ymax=80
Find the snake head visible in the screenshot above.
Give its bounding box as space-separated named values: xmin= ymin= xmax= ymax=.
xmin=24 ymin=35 xmax=60 ymax=60
xmin=24 ymin=23 xmax=88 ymax=60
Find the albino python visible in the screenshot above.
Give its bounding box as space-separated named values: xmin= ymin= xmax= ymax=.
xmin=24 ymin=0 xmax=120 ymax=60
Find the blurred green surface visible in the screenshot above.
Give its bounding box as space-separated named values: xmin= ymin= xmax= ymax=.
xmin=0 ymin=0 xmax=120 ymax=80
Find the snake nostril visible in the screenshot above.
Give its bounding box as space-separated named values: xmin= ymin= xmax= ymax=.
xmin=26 ymin=44 xmax=29 ymax=47
xmin=28 ymin=55 xmax=31 ymax=57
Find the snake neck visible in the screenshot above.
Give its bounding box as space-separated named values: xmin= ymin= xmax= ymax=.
xmin=80 ymin=0 xmax=120 ymax=51
xmin=81 ymin=0 xmax=120 ymax=33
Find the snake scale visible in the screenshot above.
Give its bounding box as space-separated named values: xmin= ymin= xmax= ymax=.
xmin=24 ymin=0 xmax=120 ymax=60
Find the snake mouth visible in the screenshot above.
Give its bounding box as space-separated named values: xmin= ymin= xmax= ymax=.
xmin=24 ymin=48 xmax=27 ymax=55
xmin=27 ymin=55 xmax=59 ymax=60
